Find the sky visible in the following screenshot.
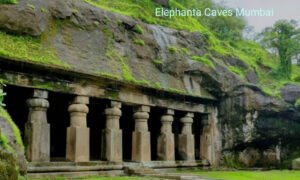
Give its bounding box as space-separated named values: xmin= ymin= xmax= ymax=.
xmin=214 ymin=0 xmax=300 ymax=33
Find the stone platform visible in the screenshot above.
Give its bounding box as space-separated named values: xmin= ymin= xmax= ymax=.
xmin=27 ymin=160 xmax=208 ymax=179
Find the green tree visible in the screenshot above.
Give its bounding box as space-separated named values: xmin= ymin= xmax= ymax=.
xmin=257 ymin=20 xmax=300 ymax=79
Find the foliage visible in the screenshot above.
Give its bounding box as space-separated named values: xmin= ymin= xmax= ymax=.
xmin=40 ymin=8 xmax=47 ymax=13
xmin=256 ymin=20 xmax=300 ymax=79
xmin=0 ymin=151 xmax=18 ymax=180
xmin=133 ymin=39 xmax=145 ymax=46
xmin=181 ymin=48 xmax=190 ymax=55
xmin=153 ymin=82 xmax=164 ymax=89
xmin=191 ymin=56 xmax=215 ymax=68
xmin=0 ymin=106 xmax=24 ymax=151
xmin=168 ymin=46 xmax=178 ymax=53
xmin=0 ymin=0 xmax=17 ymax=4
xmin=72 ymin=9 xmax=79 ymax=14
xmin=295 ymin=99 xmax=300 ymax=108
xmin=0 ymin=89 xmax=6 ymax=107
xmin=153 ymin=59 xmax=162 ymax=65
xmin=135 ymin=25 xmax=144 ymax=35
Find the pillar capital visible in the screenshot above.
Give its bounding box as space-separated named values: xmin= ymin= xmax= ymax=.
xmin=27 ymin=98 xmax=49 ymax=110
xmin=134 ymin=105 xmax=150 ymax=113
xmin=73 ymin=95 xmax=89 ymax=104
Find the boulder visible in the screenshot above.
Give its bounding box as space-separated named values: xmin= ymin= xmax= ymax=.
xmin=246 ymin=70 xmax=258 ymax=84
xmin=280 ymin=84 xmax=300 ymax=104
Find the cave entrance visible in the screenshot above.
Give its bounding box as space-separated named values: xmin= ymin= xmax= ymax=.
xmin=193 ymin=113 xmax=202 ymax=160
xmin=3 ymin=85 xmax=32 ymax=143
xmin=120 ymin=105 xmax=134 ymax=162
xmin=87 ymin=98 xmax=106 ymax=161
xmin=47 ymin=92 xmax=72 ymax=161
xmin=148 ymin=107 xmax=164 ymax=161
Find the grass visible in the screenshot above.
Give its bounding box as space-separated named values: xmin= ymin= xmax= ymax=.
xmin=228 ymin=66 xmax=246 ymax=79
xmin=133 ymin=39 xmax=145 ymax=46
xmin=28 ymin=176 xmax=163 ymax=180
xmin=94 ymin=71 xmax=120 ymax=79
xmin=153 ymin=59 xmax=162 ymax=65
xmin=168 ymin=46 xmax=178 ymax=53
xmin=181 ymin=48 xmax=190 ymax=55
xmin=173 ymin=170 xmax=300 ymax=180
xmin=27 ymin=4 xmax=35 ymax=9
xmin=0 ymin=0 xmax=17 ymax=4
xmin=72 ymin=9 xmax=79 ymax=14
xmin=168 ymin=88 xmax=186 ymax=94
xmin=135 ymin=24 xmax=144 ymax=34
xmin=0 ymin=106 xmax=24 ymax=151
xmin=0 ymin=30 xmax=70 ymax=68
xmin=191 ymin=56 xmax=215 ymax=68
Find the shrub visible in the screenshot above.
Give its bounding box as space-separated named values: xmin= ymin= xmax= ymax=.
xmin=0 ymin=0 xmax=17 ymax=4
xmin=295 ymin=99 xmax=300 ymax=108
xmin=191 ymin=56 xmax=215 ymax=68
xmin=135 ymin=24 xmax=144 ymax=34
xmin=0 ymin=151 xmax=18 ymax=180
xmin=133 ymin=39 xmax=145 ymax=46
xmin=168 ymin=46 xmax=178 ymax=53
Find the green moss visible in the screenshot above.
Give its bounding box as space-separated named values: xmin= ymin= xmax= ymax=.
xmin=0 ymin=133 xmax=15 ymax=153
xmin=223 ymin=154 xmax=246 ymax=169
xmin=133 ymin=39 xmax=145 ymax=46
xmin=0 ymin=29 xmax=70 ymax=68
xmin=153 ymin=82 xmax=164 ymax=89
xmin=181 ymin=48 xmax=190 ymax=55
xmin=0 ymin=0 xmax=17 ymax=4
xmin=27 ymin=4 xmax=35 ymax=10
xmin=135 ymin=24 xmax=144 ymax=34
xmin=191 ymin=56 xmax=215 ymax=68
xmin=94 ymin=71 xmax=120 ymax=79
xmin=72 ymin=9 xmax=79 ymax=14
xmin=40 ymin=8 xmax=47 ymax=13
xmin=168 ymin=88 xmax=186 ymax=94
xmin=295 ymin=99 xmax=300 ymax=108
xmin=168 ymin=46 xmax=178 ymax=53
xmin=153 ymin=59 xmax=162 ymax=65
xmin=0 ymin=107 xmax=24 ymax=151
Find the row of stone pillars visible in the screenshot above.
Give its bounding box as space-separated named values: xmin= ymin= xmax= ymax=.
xmin=25 ymin=89 xmax=198 ymax=163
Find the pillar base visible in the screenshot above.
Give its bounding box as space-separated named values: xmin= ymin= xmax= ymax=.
xmin=25 ymin=122 xmax=50 ymax=162
xmin=101 ymin=129 xmax=122 ymax=162
xmin=132 ymin=131 xmax=151 ymax=162
xmin=178 ymin=134 xmax=195 ymax=161
xmin=157 ymin=133 xmax=175 ymax=161
xmin=66 ymin=126 xmax=90 ymax=162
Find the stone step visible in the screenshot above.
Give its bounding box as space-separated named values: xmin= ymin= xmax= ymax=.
xmin=28 ymin=165 xmax=123 ymax=173
xmin=27 ymin=170 xmax=124 ymax=179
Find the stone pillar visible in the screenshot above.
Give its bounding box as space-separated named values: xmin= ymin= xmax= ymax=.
xmin=200 ymin=115 xmax=212 ymax=163
xmin=132 ymin=105 xmax=151 ymax=162
xmin=178 ymin=112 xmax=195 ymax=161
xmin=157 ymin=109 xmax=175 ymax=161
xmin=25 ymin=89 xmax=50 ymax=162
xmin=101 ymin=101 xmax=122 ymax=162
xmin=66 ymin=96 xmax=89 ymax=162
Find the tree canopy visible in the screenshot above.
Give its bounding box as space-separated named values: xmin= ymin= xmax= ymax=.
xmin=257 ymin=20 xmax=300 ymax=79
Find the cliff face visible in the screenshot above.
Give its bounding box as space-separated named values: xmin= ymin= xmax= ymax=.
xmin=0 ymin=0 xmax=299 ymax=168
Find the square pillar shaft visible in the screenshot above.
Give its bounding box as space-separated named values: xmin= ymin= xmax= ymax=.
xmin=25 ymin=90 xmax=50 ymax=162
xmin=66 ymin=96 xmax=90 ymax=162
xmin=157 ymin=109 xmax=175 ymax=161
xmin=132 ymin=105 xmax=151 ymax=162
xmin=178 ymin=112 xmax=195 ymax=161
xmin=101 ymin=101 xmax=122 ymax=162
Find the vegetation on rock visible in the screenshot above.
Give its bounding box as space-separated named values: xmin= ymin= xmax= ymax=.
xmin=135 ymin=24 xmax=144 ymax=34
xmin=168 ymin=46 xmax=178 ymax=53
xmin=0 ymin=0 xmax=17 ymax=4
xmin=133 ymin=39 xmax=145 ymax=46
xmin=191 ymin=56 xmax=215 ymax=68
xmin=295 ymin=99 xmax=300 ymax=108
xmin=0 ymin=151 xmax=18 ymax=180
